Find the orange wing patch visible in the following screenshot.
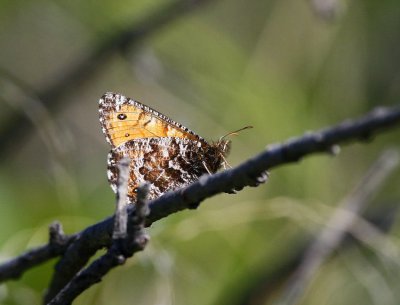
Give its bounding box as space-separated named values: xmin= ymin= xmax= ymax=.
xmin=99 ymin=92 xmax=200 ymax=148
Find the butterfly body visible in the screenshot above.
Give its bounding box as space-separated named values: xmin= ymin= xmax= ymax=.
xmin=99 ymin=92 xmax=230 ymax=203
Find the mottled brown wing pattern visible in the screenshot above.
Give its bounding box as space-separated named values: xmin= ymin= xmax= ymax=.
xmin=107 ymin=138 xmax=227 ymax=203
xmin=99 ymin=92 xmax=230 ymax=203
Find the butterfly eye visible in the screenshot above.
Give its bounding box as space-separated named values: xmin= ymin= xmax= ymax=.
xmin=133 ymin=188 xmax=138 ymax=193
xmin=117 ymin=113 xmax=127 ymax=120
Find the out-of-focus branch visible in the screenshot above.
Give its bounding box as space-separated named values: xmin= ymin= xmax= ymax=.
xmin=0 ymin=104 xmax=399 ymax=299
xmin=272 ymin=149 xmax=400 ymax=305
xmin=0 ymin=0 xmax=214 ymax=158
xmin=218 ymin=204 xmax=399 ymax=305
xmin=310 ymin=0 xmax=344 ymax=21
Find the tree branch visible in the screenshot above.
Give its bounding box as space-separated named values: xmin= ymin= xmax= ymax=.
xmin=0 ymin=105 xmax=399 ymax=302
xmin=146 ymin=105 xmax=400 ymax=223
xmin=0 ymin=0 xmax=214 ymax=158
xmin=46 ymin=160 xmax=150 ymax=305
xmin=0 ymin=222 xmax=75 ymax=282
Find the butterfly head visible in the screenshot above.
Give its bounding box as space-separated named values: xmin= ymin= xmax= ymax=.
xmin=214 ymin=138 xmax=231 ymax=156
xmin=202 ymin=139 xmax=231 ymax=173
xmin=208 ymin=126 xmax=253 ymax=171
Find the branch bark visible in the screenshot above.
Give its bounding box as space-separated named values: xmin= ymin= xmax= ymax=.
xmin=0 ymin=104 xmax=399 ymax=303
xmin=146 ymin=105 xmax=400 ymax=223
xmin=46 ymin=160 xmax=150 ymax=305
xmin=0 ymin=222 xmax=74 ymax=282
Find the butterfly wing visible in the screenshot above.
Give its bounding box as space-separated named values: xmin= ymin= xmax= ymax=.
xmin=99 ymin=92 xmax=201 ymax=148
xmin=99 ymin=92 xmax=229 ymax=203
xmin=107 ymin=137 xmax=214 ymax=203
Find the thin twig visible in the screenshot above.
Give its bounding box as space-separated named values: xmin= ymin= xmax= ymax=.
xmin=0 ymin=222 xmax=75 ymax=282
xmin=350 ymin=213 xmax=400 ymax=265
xmin=219 ymin=204 xmax=399 ymax=305
xmin=47 ymin=164 xmax=150 ymax=305
xmin=44 ymin=158 xmax=130 ymax=303
xmin=112 ymin=157 xmax=131 ymax=239
xmin=273 ymin=149 xmax=400 ymax=305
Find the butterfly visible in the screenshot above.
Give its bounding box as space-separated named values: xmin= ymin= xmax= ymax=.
xmin=99 ymin=92 xmax=232 ymax=204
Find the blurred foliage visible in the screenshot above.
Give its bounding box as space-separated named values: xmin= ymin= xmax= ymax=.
xmin=0 ymin=0 xmax=400 ymax=304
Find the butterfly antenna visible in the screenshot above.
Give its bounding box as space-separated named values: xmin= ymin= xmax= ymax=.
xmin=219 ymin=125 xmax=253 ymax=142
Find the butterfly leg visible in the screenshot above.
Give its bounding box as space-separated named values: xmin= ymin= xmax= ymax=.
xmin=202 ymin=161 xmax=212 ymax=174
xmin=220 ymin=154 xmax=232 ymax=169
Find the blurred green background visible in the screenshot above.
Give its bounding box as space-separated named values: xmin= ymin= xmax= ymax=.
xmin=0 ymin=0 xmax=400 ymax=304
